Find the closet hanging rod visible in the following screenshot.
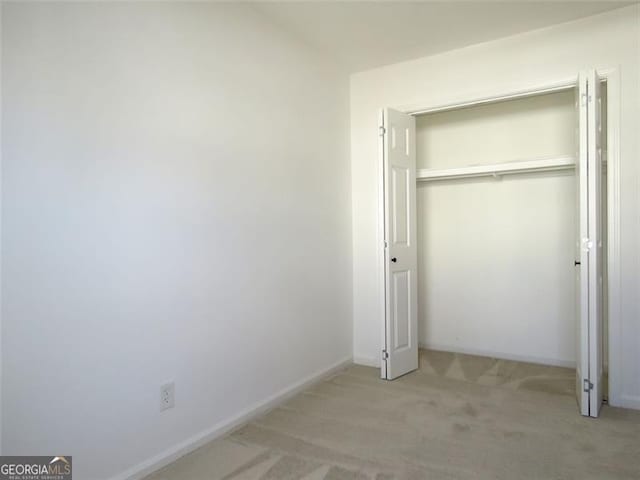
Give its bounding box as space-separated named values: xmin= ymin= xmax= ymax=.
xmin=416 ymin=156 xmax=576 ymax=182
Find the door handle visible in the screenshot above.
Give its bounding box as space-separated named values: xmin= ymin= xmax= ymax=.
xmin=575 ymin=261 xmax=581 ymax=266
xmin=391 ymin=257 xmax=397 ymax=263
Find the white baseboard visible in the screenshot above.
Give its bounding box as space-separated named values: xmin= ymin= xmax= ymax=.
xmin=612 ymin=394 xmax=640 ymax=411
xmin=419 ymin=342 xmax=576 ymax=369
xmin=352 ymin=355 xmax=378 ymax=367
xmin=110 ymin=356 xmax=352 ymax=480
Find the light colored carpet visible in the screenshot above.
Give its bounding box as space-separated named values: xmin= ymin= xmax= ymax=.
xmin=418 ymin=349 xmax=576 ymax=397
xmin=146 ymin=351 xmax=640 ymax=480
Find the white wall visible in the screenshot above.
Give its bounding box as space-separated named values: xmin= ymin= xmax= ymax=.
xmin=1 ymin=3 xmax=351 ymax=479
xmin=416 ymin=91 xmax=576 ymax=169
xmin=0 ymin=1 xmax=3 ymax=456
xmin=351 ymin=6 xmax=639 ymax=407
xmin=416 ymin=92 xmax=577 ymax=366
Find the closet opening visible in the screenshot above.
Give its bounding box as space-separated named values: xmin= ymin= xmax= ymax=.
xmin=380 ymin=72 xmax=610 ymax=417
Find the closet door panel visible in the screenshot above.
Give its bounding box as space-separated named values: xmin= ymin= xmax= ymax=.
xmin=383 ymin=108 xmax=418 ymax=380
xmin=576 ymin=69 xmax=604 ymax=418
xmin=392 ymin=270 xmax=410 ymax=350
xmin=391 ymin=166 xmax=410 ymax=245
xmin=576 ymin=72 xmax=590 ymax=416
xmin=587 ymin=70 xmax=604 ymax=417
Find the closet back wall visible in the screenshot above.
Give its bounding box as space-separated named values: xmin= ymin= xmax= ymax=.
xmin=416 ymin=91 xmax=576 ymax=366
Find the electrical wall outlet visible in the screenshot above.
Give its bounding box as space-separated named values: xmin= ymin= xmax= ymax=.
xmin=160 ymin=382 xmax=175 ymax=411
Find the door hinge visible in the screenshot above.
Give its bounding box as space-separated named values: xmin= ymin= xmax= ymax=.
xmin=583 ymin=379 xmax=594 ymax=392
xmin=581 ymin=93 xmax=589 ymax=107
xmin=382 ymin=350 xmax=389 ymax=361
xmin=379 ymin=126 xmax=386 ymax=137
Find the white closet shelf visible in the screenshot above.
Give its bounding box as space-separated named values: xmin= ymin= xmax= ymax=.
xmin=416 ymin=156 xmax=576 ymax=182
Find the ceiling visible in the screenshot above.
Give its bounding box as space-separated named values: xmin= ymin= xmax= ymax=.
xmin=252 ymin=1 xmax=634 ymax=72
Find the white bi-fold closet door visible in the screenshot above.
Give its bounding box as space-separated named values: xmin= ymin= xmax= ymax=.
xmin=380 ymin=108 xmax=419 ymax=380
xmin=380 ymin=70 xmax=604 ymax=417
xmin=576 ymin=70 xmax=604 ymax=417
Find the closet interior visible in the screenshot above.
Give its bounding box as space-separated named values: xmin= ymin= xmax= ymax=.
xmin=417 ymin=90 xmax=580 ymax=368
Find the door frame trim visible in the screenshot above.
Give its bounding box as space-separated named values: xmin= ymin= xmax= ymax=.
xmin=377 ymin=67 xmax=622 ymax=407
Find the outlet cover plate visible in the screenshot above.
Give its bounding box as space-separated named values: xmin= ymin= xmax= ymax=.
xmin=160 ymin=382 xmax=175 ymax=411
